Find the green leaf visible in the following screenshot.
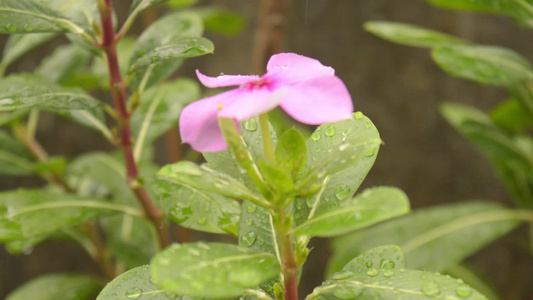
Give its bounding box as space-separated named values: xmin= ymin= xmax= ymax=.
xmin=0 ymin=0 xmax=88 ymax=35
xmin=431 ymin=45 xmax=533 ymax=87
xmin=327 ymin=202 xmax=523 ymax=276
xmin=341 ymin=245 xmax=405 ymax=274
xmin=97 ymin=265 xmax=186 ymax=300
xmin=295 ymin=112 xmax=381 ymax=225
xmin=129 ymin=37 xmax=213 ymax=76
xmin=1 ymin=33 xmax=56 ymax=71
xmin=131 ymin=78 xmax=200 ymax=155
xmin=294 ymin=186 xmax=410 ymax=237
xmin=6 ymin=273 xmax=103 ymax=300
xmin=364 ymin=21 xmax=468 ymax=48
xmin=36 ymin=44 xmax=91 ymax=84
xmin=0 ymin=74 xmax=101 ymax=111
xmin=0 ymin=130 xmax=37 ymax=175
xmin=150 ymin=243 xmax=280 ymax=298
xmin=257 ymin=160 xmax=294 ymax=199
xmin=491 ymin=98 xmax=533 ymax=134
xmin=167 ymin=0 xmax=198 ymax=9
xmin=425 ymin=0 xmax=533 ymax=27
xmin=308 ymin=268 xmax=487 ymax=300
xmin=275 ymin=128 xmax=307 ymax=179
xmin=128 ymin=12 xmax=204 ymax=89
xmin=196 ymin=7 xmax=245 ymax=36
xmin=157 ymin=161 xmax=263 ymax=205
xmin=130 ymin=0 xmax=168 ymax=14
xmin=153 ymin=178 xmax=241 ymax=236
xmin=0 ymin=189 xmax=142 ymax=241
xmin=0 ymin=109 xmax=29 ymax=126
xmin=446 ymin=264 xmax=502 ymax=300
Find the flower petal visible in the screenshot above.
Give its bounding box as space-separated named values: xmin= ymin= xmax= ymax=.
xmin=179 ymin=91 xmax=239 ymax=152
xmin=279 ymin=76 xmax=353 ymax=125
xmin=196 ymin=70 xmax=260 ymax=88
xmin=266 ymin=53 xmax=335 ymax=84
xmin=218 ymin=87 xmax=286 ymax=120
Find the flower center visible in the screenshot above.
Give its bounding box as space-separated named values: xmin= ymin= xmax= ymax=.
xmin=242 ymin=78 xmax=271 ymax=90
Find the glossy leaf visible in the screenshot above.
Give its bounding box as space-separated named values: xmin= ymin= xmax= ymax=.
xmin=1 ymin=33 xmax=56 ymax=71
xmin=157 ymin=161 xmax=263 ymax=205
xmin=6 ymin=273 xmax=103 ymax=300
xmin=36 ymin=44 xmax=91 ymax=84
xmin=275 ymin=128 xmax=307 ymax=179
xmin=308 ymin=268 xmax=487 ymax=300
xmin=196 ymin=6 xmax=245 ymax=36
xmin=431 ymin=45 xmax=533 ymax=87
xmin=447 ymin=264 xmax=502 ymax=300
xmin=129 ymin=37 xmax=213 ymax=75
xmin=0 ymin=131 xmax=37 ymax=175
xmin=327 ymin=202 xmax=522 ymax=276
xmin=491 ymin=98 xmax=533 ymax=134
xmin=341 ymin=245 xmax=405 ymax=274
xmin=128 ymin=12 xmax=204 ymax=89
xmin=150 ymin=243 xmax=280 ymax=298
xmin=426 ymin=0 xmax=533 ymax=27
xmin=364 ymin=21 xmax=468 ymax=48
xmin=295 ymin=112 xmax=381 ymax=225
xmin=294 ymin=186 xmax=410 ymax=237
xmin=153 ymin=178 xmax=241 ymax=236
xmin=131 ymin=78 xmax=200 ymax=152
xmin=97 ymin=265 xmax=185 ymax=300
xmin=0 ymin=189 xmax=142 ymax=241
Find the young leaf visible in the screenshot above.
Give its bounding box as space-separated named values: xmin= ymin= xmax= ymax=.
xmin=275 ymin=128 xmax=307 ymax=179
xmin=295 ymin=112 xmax=381 ymax=225
xmin=0 ymin=189 xmax=143 ymax=242
xmin=0 ymin=33 xmax=56 ymax=71
xmin=308 ymin=268 xmax=487 ymax=300
xmin=431 ymin=45 xmax=533 ymax=87
xmin=0 ymin=131 xmax=37 ymax=176
xmin=36 ymin=44 xmax=91 ymax=84
xmin=491 ymin=98 xmax=533 ymax=134
xmin=294 ymin=186 xmax=410 ymax=237
xmin=128 ymin=12 xmax=204 ymax=89
xmin=341 ymin=245 xmax=405 ymax=274
xmin=157 ymin=161 xmax=264 ymax=205
xmin=97 ymin=265 xmax=184 ymax=300
xmin=153 ymin=179 xmax=241 ymax=236
xmin=327 ymin=202 xmax=523 ymax=276
xmin=364 ymin=21 xmax=468 ymax=48
xmin=167 ymin=0 xmax=198 ymax=9
xmin=196 ymin=6 xmax=246 ymax=36
xmin=6 ymin=273 xmax=103 ymax=300
xmin=150 ymin=243 xmax=280 ymax=298
xmin=257 ymin=160 xmax=295 ymax=199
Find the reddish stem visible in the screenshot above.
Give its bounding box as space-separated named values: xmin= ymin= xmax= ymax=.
xmin=280 ymin=229 xmax=299 ymax=300
xmin=99 ymin=0 xmax=170 ymax=249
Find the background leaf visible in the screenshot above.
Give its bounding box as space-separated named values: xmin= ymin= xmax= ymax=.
xmin=341 ymin=245 xmax=406 ymax=274
xmin=36 ymin=44 xmax=91 ymax=84
xmin=327 ymin=201 xmax=522 ymax=276
xmin=490 ymin=98 xmax=533 ymax=134
xmin=6 ymin=273 xmax=103 ymax=300
xmin=0 ymin=130 xmax=37 ymax=176
xmin=0 ymin=33 xmax=56 ymax=71
xmin=150 ymin=243 xmax=280 ymax=298
xmin=195 ymin=6 xmax=245 ymax=36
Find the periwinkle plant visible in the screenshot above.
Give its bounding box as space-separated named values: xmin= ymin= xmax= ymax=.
xmin=0 ymin=1 xmax=490 ymax=300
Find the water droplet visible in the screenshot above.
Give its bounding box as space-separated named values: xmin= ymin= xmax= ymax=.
xmin=240 ymin=231 xmax=257 ymax=247
xmin=198 ymin=217 xmax=207 ymax=225
xmin=23 ymin=24 xmax=33 ymax=32
xmin=364 ymin=122 xmax=373 ymax=128
xmin=356 ymin=257 xmax=364 ymax=263
xmin=125 ymin=287 xmax=142 ymax=299
xmin=383 ymin=269 xmax=394 ymax=277
xmin=311 ymin=132 xmax=321 ymax=141
xmin=150 ymin=55 xmax=160 ymax=63
xmin=365 ymin=261 xmax=373 ymax=268
xmin=333 ymin=284 xmax=363 ymax=299
xmin=455 ymin=284 xmax=472 ymax=298
xmin=165 ymin=291 xmax=178 ymax=299
xmin=122 ymin=275 xmax=128 ymax=280
xmin=334 ymin=184 xmax=351 ymax=200
xmin=364 ymin=148 xmax=376 ymax=157
xmin=366 ymin=268 xmax=379 ymax=277
xmin=353 ymin=111 xmax=364 ymax=119
xmin=244 ymin=218 xmax=253 ymax=226
xmin=421 ymin=281 xmax=441 ymax=297
xmin=247 ymin=204 xmax=257 ymax=213
xmin=6 ymin=24 xmax=16 ymax=32
xmin=380 ymin=259 xmax=395 ymax=269
xmin=170 ymin=204 xmax=192 ymax=223
xmin=243 ymin=118 xmax=258 ymax=131
xmin=325 ymin=125 xmax=337 ymax=136
xmin=306 ymin=197 xmax=314 ymax=208
xmin=257 ymin=240 xmax=265 ymax=246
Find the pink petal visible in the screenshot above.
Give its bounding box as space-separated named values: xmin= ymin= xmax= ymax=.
xmin=196 ymin=70 xmax=260 ymax=88
xmin=179 ymin=91 xmax=238 ymax=152
xmin=266 ymin=53 xmax=335 ymax=84
xmin=217 ymin=87 xmax=287 ymax=120
xmin=279 ymin=76 xmax=353 ymax=125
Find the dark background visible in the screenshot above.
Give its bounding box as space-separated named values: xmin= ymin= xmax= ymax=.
xmin=1 ymin=0 xmax=532 ymax=299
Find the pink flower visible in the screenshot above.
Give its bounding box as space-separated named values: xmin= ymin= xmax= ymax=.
xmin=179 ymin=53 xmax=354 ymax=152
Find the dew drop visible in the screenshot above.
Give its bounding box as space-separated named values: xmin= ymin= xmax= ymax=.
xmin=244 ymin=218 xmax=253 ymax=226
xmin=325 ymin=125 xmax=336 ymax=137
xmin=383 ymin=269 xmax=394 ymax=277
xmin=364 ymin=122 xmax=373 ymax=128
xmin=243 ymin=118 xmax=258 ymax=131
xmin=240 ymin=231 xmax=257 ymax=247
xmin=197 ymin=217 xmax=207 ymax=225
xmin=311 ymin=132 xmax=321 ymax=141
xmin=23 ymin=24 xmax=33 ymax=32
xmin=353 ymin=111 xmax=364 ymax=120
xmin=6 ymin=24 xmax=16 ymax=33
xmin=165 ymin=291 xmax=178 ymax=299
xmin=455 ymin=284 xmax=473 ymax=298
xmin=247 ymin=204 xmax=257 ymax=213
xmin=334 ymin=184 xmax=351 ymax=200
xmin=150 ymin=55 xmax=160 ymax=63
xmin=364 ymin=148 xmax=376 ymax=157
xmin=380 ymin=259 xmax=395 ymax=269
xmin=125 ymin=287 xmax=142 ymax=299
xmin=364 ymin=261 xmax=373 ymax=268
xmin=421 ymin=281 xmax=441 ymax=297
xmin=366 ymin=268 xmax=379 ymax=277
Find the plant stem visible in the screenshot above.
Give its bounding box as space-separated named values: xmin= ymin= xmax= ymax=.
xmin=275 ymin=210 xmax=299 ymax=300
xmin=99 ymin=0 xmax=170 ymax=250
xmin=259 ymin=113 xmax=275 ymax=162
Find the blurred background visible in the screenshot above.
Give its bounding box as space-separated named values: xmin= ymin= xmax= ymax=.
xmin=1 ymin=0 xmax=532 ymax=299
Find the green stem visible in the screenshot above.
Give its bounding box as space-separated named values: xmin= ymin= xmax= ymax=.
xmin=259 ymin=113 xmax=275 ymax=162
